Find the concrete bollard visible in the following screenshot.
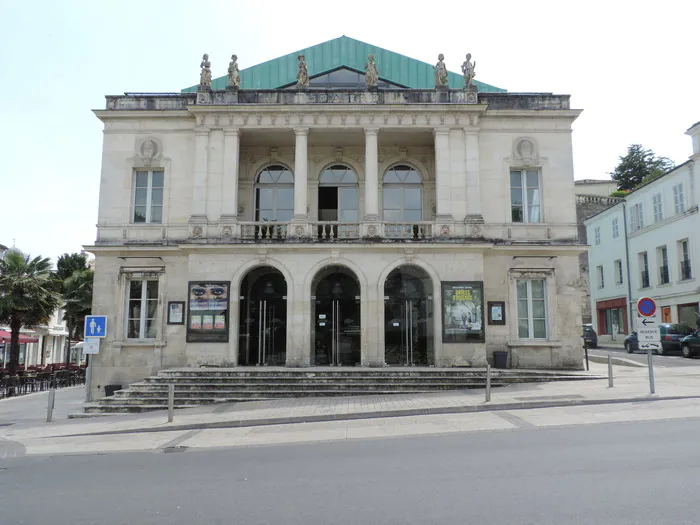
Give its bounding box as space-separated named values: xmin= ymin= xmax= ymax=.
xmin=608 ymin=354 xmax=614 ymax=388
xmin=485 ymin=364 xmax=491 ymax=402
xmin=46 ymin=388 xmax=56 ymax=423
xmin=167 ymin=383 xmax=175 ymax=423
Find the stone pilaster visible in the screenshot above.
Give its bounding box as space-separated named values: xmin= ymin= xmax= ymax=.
xmin=433 ymin=127 xmax=454 ymax=236
xmin=293 ymin=128 xmax=309 ymax=233
xmin=220 ymin=128 xmax=240 ymax=236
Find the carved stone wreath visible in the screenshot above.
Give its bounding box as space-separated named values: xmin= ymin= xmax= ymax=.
xmin=440 ymin=225 xmax=450 ymax=237
xmin=222 ymin=225 xmax=232 ymax=237
xmin=295 ymin=225 xmax=305 ymax=236
xmin=367 ymin=225 xmax=378 ymax=237
xmin=191 ymin=226 xmax=203 ymax=238
xmin=470 ymin=225 xmax=482 ymax=237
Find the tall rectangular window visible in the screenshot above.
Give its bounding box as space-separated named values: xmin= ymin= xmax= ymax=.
xmin=133 ymin=170 xmax=164 ymax=223
xmin=594 ymin=227 xmax=601 ymax=246
xmin=612 ymin=218 xmax=619 ymax=239
xmin=658 ymin=246 xmax=669 ymax=284
xmin=615 ymin=259 xmax=624 ymax=285
xmin=673 ymin=184 xmax=686 ymax=215
xmin=652 ymin=193 xmax=663 ymax=223
xmin=630 ymin=203 xmax=644 ymax=231
xmin=597 ymin=265 xmax=605 ymax=289
xmin=516 ymin=279 xmax=547 ymax=339
xmin=639 ymin=252 xmax=650 ymax=288
xmin=510 ymin=170 xmax=541 ymax=223
xmin=127 ymin=280 xmax=159 ymax=339
xmin=679 ymin=239 xmax=692 ymax=280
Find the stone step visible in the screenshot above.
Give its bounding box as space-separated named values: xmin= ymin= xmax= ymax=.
xmin=133 ymin=380 xmax=497 ymax=389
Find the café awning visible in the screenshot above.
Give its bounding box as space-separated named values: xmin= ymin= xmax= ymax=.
xmin=0 ymin=330 xmax=39 ymax=344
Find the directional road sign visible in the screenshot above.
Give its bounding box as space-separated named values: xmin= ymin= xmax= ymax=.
xmin=83 ymin=338 xmax=100 ymax=355
xmin=84 ymin=315 xmax=107 ymax=339
xmin=636 ymin=297 xmax=659 ymax=343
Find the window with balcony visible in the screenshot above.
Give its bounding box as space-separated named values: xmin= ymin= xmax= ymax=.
xmin=382 ymin=165 xmax=423 ymax=223
xmin=127 ymin=279 xmax=159 ymax=339
xmin=510 ymin=170 xmax=541 ymax=223
xmin=133 ymin=170 xmax=164 ymax=223
xmin=639 ymin=252 xmax=650 ymax=288
xmin=652 ymin=193 xmax=663 ymax=223
xmin=612 ymin=217 xmax=619 ymax=239
xmin=673 ymin=184 xmax=686 ymax=215
xmin=594 ymin=227 xmax=600 ymax=246
xmin=255 ymin=165 xmax=294 ymax=222
xmin=614 ymin=259 xmax=624 ymax=285
xmin=658 ymin=246 xmax=670 ymax=284
xmin=679 ymin=239 xmax=692 ymax=280
xmin=597 ymin=265 xmax=605 ymax=289
xmin=630 ymin=203 xmax=644 ymax=231
xmin=516 ymin=279 xmax=547 ymax=339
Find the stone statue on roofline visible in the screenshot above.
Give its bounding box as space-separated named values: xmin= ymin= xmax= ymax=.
xmin=296 ymin=55 xmax=309 ymax=89
xmin=228 ymin=54 xmax=241 ymax=89
xmin=365 ymin=54 xmax=379 ymax=90
xmin=461 ymin=53 xmax=476 ymax=89
xmin=199 ymin=54 xmax=212 ymax=90
xmin=434 ymin=54 xmax=448 ymax=88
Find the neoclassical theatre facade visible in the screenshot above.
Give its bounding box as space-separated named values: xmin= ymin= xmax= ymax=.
xmin=87 ymin=37 xmax=584 ymax=398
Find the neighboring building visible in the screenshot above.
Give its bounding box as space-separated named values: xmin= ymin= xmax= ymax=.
xmin=586 ymin=122 xmax=700 ymax=342
xmin=0 ymin=309 xmax=70 ymax=368
xmin=86 ymin=36 xmax=586 ymax=399
xmin=575 ymin=179 xmax=618 ymax=197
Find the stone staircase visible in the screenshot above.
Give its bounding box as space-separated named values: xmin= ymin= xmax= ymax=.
xmin=85 ymin=367 xmax=598 ymax=413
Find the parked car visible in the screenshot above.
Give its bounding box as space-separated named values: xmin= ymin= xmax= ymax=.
xmin=582 ymin=324 xmax=598 ymax=348
xmin=624 ymin=323 xmax=695 ymax=355
xmin=681 ymin=330 xmax=700 ymax=358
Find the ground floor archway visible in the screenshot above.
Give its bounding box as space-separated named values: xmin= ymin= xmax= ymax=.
xmin=384 ymin=265 xmax=434 ymax=366
xmin=238 ymin=266 xmax=287 ymax=366
xmin=311 ymin=266 xmax=361 ymax=366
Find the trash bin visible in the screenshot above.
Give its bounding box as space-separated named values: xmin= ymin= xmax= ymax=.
xmin=104 ymin=384 xmax=122 ymax=397
xmin=493 ymin=351 xmax=508 ymax=369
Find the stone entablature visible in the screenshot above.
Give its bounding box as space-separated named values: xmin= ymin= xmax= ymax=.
xmin=105 ymin=91 xmax=571 ymax=111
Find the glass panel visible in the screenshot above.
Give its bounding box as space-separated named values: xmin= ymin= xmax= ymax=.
xmin=383 ymin=188 xmax=401 ymax=210
xmin=383 ymin=170 xmax=401 ymax=183
xmin=150 ymin=206 xmax=162 ymax=223
xmin=517 ymin=299 xmax=529 ymax=321
xmin=151 ymin=171 xmax=164 ymax=188
xmin=127 ymin=320 xmax=140 ymax=339
xmin=134 ymin=188 xmax=147 ymax=206
xmin=518 ymin=319 xmax=529 ymax=338
xmin=404 ymin=188 xmax=422 ymax=210
xmin=403 ymin=170 xmax=421 ymax=183
xmin=257 ymin=209 xmax=274 ymax=221
xmin=526 ymin=171 xmax=539 ymax=188
xmin=128 ymin=300 xmax=142 ymax=319
xmin=340 ymin=209 xmax=358 ymax=222
xmin=516 ymin=280 xmax=528 ymax=300
xmin=276 ymin=208 xmax=293 ymax=222
xmin=510 ymin=171 xmax=522 ymax=188
xmin=340 ymin=188 xmax=358 ymax=211
xmin=151 ymin=188 xmax=163 ymax=206
xmin=511 ymin=188 xmax=523 ymax=206
xmin=340 ymin=168 xmax=357 ymax=183
xmin=277 ymin=169 xmax=294 ymax=183
xmin=129 ymin=281 xmax=142 ymax=299
xmin=135 ymin=172 xmax=148 ymax=187
xmin=532 ymin=299 xmax=546 ymax=319
xmin=133 ymin=207 xmax=147 ymax=223
xmin=383 ymin=209 xmax=401 ymax=221
xmin=258 ymin=171 xmax=274 ymax=184
xmin=403 ymin=209 xmax=422 ymax=222
xmin=145 ymin=320 xmax=157 ymax=339
xmin=527 ymin=188 xmax=541 ymax=222
xmin=531 ymin=280 xmax=545 ymax=298
xmin=533 ymin=320 xmax=547 ymax=338
xmin=147 ymin=299 xmax=158 ymax=318
xmin=257 ymin=188 xmax=274 ymax=211
xmin=511 ymin=206 xmax=523 ymax=223
xmin=276 ymin=188 xmax=294 ymax=210
xmin=147 ymin=280 xmax=158 ymax=299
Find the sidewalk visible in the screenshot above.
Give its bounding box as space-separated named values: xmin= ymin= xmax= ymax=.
xmin=2 ymin=360 xmax=699 ymax=445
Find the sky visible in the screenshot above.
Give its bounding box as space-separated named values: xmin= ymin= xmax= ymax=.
xmin=0 ymin=0 xmax=697 ymax=264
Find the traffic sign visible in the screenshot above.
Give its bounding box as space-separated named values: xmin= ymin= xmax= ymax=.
xmin=637 ymin=297 xmax=657 ymax=317
xmin=83 ymin=338 xmax=100 ymax=355
xmin=84 ymin=316 xmax=107 ymax=338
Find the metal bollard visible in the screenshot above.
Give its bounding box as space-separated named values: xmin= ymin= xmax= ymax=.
xmin=485 ymin=364 xmax=491 ymax=402
xmin=608 ymin=354 xmax=614 ymax=388
xmin=46 ymin=388 xmax=56 ymax=422
xmin=167 ymin=383 xmax=175 ymax=423
xmin=647 ymin=347 xmax=656 ymax=394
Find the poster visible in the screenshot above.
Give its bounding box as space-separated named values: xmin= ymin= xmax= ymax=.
xmin=187 ymin=282 xmax=230 ymax=342
xmin=167 ymin=301 xmax=185 ymax=325
xmin=441 ymin=282 xmax=484 ymax=342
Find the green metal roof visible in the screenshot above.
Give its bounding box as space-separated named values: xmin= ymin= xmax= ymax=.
xmin=182 ymin=36 xmax=506 ymax=93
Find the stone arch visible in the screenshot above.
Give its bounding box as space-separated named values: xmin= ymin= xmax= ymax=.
xmin=379 ymin=157 xmax=432 ymax=181
xmin=315 ymin=158 xmax=365 ymax=182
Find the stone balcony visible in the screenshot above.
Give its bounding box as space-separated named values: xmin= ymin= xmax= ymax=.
xmin=95 ymin=219 xmax=579 ymax=246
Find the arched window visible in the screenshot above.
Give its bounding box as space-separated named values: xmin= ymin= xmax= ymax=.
xmin=382 ymin=165 xmax=423 ymax=222
xmin=255 ymin=165 xmax=294 ymax=222
xmin=318 ymin=165 xmax=359 ymax=222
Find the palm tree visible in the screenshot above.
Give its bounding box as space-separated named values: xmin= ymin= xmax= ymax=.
xmin=0 ymin=250 xmax=61 ymax=376
xmin=62 ymin=269 xmax=94 ymax=365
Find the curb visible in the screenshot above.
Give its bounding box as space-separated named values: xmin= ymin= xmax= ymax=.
xmin=56 ymin=394 xmax=700 ymax=438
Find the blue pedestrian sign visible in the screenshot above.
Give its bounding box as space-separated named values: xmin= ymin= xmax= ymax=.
xmin=84 ymin=316 xmax=107 ymax=338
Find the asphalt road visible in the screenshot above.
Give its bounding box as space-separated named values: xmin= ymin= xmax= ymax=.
xmin=590 ymin=345 xmax=700 ymax=367
xmin=2 ymin=417 xmax=700 ymax=524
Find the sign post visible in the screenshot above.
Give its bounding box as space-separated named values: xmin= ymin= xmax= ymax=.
xmin=83 ymin=316 xmax=107 ymax=403
xmin=636 ymin=297 xmax=658 ymax=394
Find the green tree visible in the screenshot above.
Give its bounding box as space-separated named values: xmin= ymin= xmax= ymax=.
xmin=53 ymin=253 xmax=91 ymax=366
xmin=0 ymin=250 xmax=61 ymax=376
xmin=610 ymin=145 xmax=675 ymax=191
xmin=62 ymin=269 xmax=94 ymax=365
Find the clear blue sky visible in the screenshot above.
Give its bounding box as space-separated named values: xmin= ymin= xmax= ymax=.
xmin=0 ymin=0 xmax=697 ymax=263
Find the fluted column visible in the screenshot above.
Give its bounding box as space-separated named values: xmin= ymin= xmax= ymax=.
xmin=221 ymin=128 xmax=240 ymax=219
xmin=364 ymin=128 xmax=379 ymax=220
xmin=191 ymin=127 xmax=210 ymax=218
xmin=293 ymin=128 xmax=309 ymax=220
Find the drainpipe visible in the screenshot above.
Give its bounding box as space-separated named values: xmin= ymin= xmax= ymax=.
xmin=621 ymin=201 xmax=634 ymax=333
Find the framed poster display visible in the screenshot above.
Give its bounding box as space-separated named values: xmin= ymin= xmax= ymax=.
xmin=186 ymin=281 xmax=230 ymax=342
xmin=488 ymin=301 xmax=506 ymax=325
xmin=441 ymin=281 xmax=485 ymax=343
xmin=167 ymin=301 xmax=185 ymax=325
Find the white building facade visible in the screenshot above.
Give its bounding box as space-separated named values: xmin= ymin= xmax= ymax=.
xmin=86 ymin=39 xmax=585 ymax=398
xmin=586 ymin=122 xmax=700 ymax=340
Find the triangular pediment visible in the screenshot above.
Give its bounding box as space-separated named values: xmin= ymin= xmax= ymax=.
xmin=182 ymin=36 xmax=505 ymax=93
